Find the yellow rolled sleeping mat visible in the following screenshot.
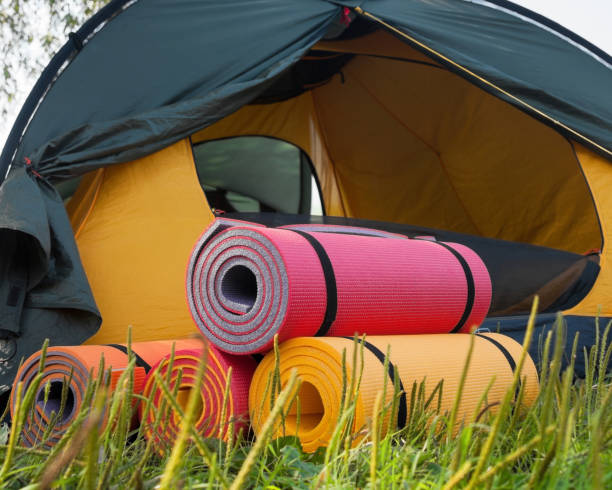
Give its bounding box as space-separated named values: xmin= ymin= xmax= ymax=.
xmin=249 ymin=334 xmax=539 ymax=453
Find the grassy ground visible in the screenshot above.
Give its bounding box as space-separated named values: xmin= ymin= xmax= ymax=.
xmin=1 ymin=311 xmax=612 ymax=489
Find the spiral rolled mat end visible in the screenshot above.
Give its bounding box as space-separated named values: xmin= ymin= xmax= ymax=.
xmin=139 ymin=345 xmax=256 ymax=452
xmin=10 ymin=339 xmax=203 ymax=447
xmin=10 ymin=345 xmax=146 ymax=447
xmin=249 ymin=334 xmax=538 ymax=453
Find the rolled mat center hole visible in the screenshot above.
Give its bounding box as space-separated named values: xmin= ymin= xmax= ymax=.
xmin=286 ymin=381 xmax=325 ymax=432
xmin=221 ymin=265 xmax=257 ymax=311
xmin=176 ymin=386 xmax=203 ymax=419
xmin=37 ymin=381 xmax=75 ymax=423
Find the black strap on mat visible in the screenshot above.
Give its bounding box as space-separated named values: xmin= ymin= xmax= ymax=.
xmin=106 ymin=344 xmax=152 ymax=373
xmin=290 ymin=230 xmax=337 ymax=336
xmin=342 ymin=337 xmax=407 ymax=429
xmin=474 ymin=334 xmax=516 ymax=373
xmin=475 ymin=334 xmax=522 ymax=402
xmin=427 ymin=241 xmax=476 ymax=333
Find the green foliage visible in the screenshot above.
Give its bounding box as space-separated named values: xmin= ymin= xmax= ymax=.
xmin=0 ymin=0 xmax=109 ymax=117
xmin=1 ymin=314 xmax=612 ymax=489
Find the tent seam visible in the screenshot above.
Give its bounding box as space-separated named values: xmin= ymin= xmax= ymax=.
xmin=344 ymin=64 xmax=483 ymax=236
xmin=310 ymin=90 xmax=349 ymax=217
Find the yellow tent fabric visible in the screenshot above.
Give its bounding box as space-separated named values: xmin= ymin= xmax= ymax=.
xmin=193 ymin=29 xmax=601 ymax=255
xmin=249 ymin=334 xmax=539 ymax=453
xmin=67 ymin=140 xmax=214 ymax=344
xmin=566 ymin=143 xmax=611 ymax=316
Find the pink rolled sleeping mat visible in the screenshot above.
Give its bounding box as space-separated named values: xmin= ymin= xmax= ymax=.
xmin=187 ymin=219 xmax=492 ymax=354
xmin=138 ymin=344 xmax=255 ymax=452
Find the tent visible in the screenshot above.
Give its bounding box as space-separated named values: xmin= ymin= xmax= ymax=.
xmin=1 ymin=0 xmax=611 ymax=392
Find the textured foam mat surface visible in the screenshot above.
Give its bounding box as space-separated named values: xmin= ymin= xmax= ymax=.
xmin=249 ymin=334 xmax=539 ymax=453
xmin=139 ymin=345 xmax=255 ymax=452
xmin=187 ymin=219 xmax=492 ymax=354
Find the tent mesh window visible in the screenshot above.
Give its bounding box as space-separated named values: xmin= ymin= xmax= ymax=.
xmin=192 ymin=136 xmax=323 ymax=215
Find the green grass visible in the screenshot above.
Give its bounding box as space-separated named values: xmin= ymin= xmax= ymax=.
xmin=2 ymin=310 xmax=612 ymax=489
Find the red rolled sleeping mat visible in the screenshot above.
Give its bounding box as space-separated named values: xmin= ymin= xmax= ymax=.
xmin=138 ymin=344 xmax=255 ymax=452
xmin=10 ymin=339 xmax=201 ymax=447
xmin=187 ymin=218 xmax=492 ymax=354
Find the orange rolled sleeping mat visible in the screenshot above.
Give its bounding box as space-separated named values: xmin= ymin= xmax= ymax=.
xmin=11 ymin=339 xmax=202 ymax=447
xmin=138 ymin=345 xmax=256 ymax=452
xmin=249 ymin=334 xmax=539 ymax=453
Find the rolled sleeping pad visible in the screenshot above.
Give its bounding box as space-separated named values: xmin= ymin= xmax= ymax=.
xmin=10 ymin=339 xmax=202 ymax=447
xmin=138 ymin=344 xmax=256 ymax=452
xmin=187 ymin=218 xmax=492 ymax=354
xmin=279 ymin=223 xmax=409 ymax=239
xmin=249 ymin=334 xmax=539 ymax=453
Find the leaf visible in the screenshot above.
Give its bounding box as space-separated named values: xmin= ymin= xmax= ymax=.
xmin=267 ymin=435 xmax=303 ymax=456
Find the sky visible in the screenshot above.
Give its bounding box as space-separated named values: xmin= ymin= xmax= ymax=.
xmin=512 ymin=0 xmax=611 ymax=54
xmin=0 ymin=0 xmax=611 ymax=152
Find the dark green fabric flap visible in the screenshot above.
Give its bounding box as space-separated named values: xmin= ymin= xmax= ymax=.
xmin=0 ymin=166 xmax=100 ymax=388
xmin=15 ymin=0 xmax=340 ymax=176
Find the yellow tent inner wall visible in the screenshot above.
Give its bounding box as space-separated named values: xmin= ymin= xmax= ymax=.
xmin=66 ymin=139 xmax=213 ymax=344
xmin=566 ymin=143 xmax=611 ymax=316
xmin=194 ymin=29 xmax=602 ymax=255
